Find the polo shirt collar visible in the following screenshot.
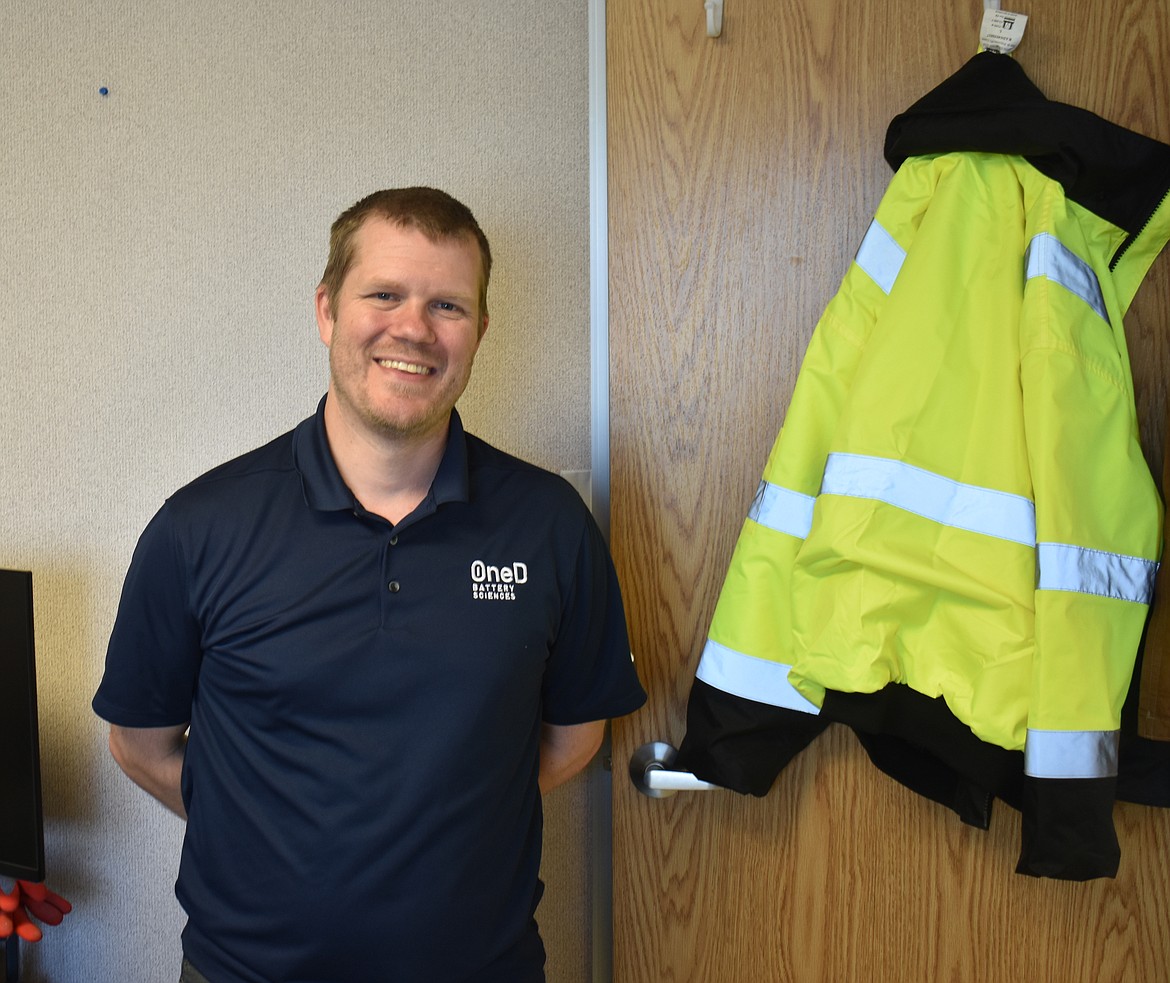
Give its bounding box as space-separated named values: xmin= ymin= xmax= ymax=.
xmin=292 ymin=395 xmax=471 ymax=513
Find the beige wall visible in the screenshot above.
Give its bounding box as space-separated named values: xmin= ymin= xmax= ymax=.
xmin=1 ymin=2 xmax=598 ymax=979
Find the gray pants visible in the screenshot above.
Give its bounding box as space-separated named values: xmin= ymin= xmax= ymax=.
xmin=179 ymin=958 xmax=212 ymax=983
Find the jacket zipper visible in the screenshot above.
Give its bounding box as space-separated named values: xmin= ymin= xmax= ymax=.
xmin=1110 ymin=186 xmax=1170 ymax=272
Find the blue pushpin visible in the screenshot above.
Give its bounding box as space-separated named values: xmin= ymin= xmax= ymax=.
xmin=99 ymin=86 xmax=109 ymax=96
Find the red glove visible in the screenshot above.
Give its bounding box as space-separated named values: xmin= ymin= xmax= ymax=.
xmin=0 ymin=880 xmax=72 ymax=942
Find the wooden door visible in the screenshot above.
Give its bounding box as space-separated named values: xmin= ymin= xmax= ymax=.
xmin=608 ymin=1 xmax=1170 ymax=980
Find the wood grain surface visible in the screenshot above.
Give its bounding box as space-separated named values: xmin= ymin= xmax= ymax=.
xmin=608 ymin=1 xmax=1170 ymax=980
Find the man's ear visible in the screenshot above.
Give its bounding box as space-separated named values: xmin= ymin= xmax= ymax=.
xmin=315 ymin=284 xmax=334 ymax=346
xmin=478 ymin=312 xmax=490 ymax=343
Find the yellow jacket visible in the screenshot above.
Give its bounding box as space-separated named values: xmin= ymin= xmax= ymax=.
xmin=680 ymin=53 xmax=1170 ymax=879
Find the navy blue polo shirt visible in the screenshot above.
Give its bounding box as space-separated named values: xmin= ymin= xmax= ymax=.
xmin=93 ymin=398 xmax=646 ymax=983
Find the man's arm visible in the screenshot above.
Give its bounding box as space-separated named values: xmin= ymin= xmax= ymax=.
xmin=538 ymin=720 xmax=606 ymax=794
xmin=108 ymin=723 xmax=190 ymax=819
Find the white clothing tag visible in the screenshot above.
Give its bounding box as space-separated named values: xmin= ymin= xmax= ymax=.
xmin=980 ymin=9 xmax=1028 ymax=54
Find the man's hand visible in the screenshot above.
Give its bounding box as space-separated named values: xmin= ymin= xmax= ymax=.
xmin=0 ymin=880 xmax=72 ymax=943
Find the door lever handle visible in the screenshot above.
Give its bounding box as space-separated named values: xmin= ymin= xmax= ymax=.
xmin=629 ymin=741 xmax=722 ymax=797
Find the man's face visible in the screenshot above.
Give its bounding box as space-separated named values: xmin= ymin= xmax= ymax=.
xmin=316 ymin=216 xmax=488 ymax=445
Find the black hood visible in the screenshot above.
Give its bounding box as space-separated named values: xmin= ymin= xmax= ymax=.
xmin=884 ymin=51 xmax=1170 ymax=237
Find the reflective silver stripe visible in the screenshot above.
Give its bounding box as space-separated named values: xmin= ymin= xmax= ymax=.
xmin=854 ymin=220 xmax=905 ymax=295
xmin=1025 ymin=729 xmax=1119 ymax=779
xmin=1025 ymin=233 xmax=1109 ymax=323
xmin=1037 ymin=542 xmax=1158 ymax=604
xmin=820 ymin=453 xmax=1037 ymax=546
xmin=696 ymin=639 xmax=821 ymax=715
xmin=747 ymin=479 xmax=816 ymax=540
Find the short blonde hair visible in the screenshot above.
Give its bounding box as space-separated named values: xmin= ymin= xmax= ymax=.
xmin=320 ymin=187 xmax=492 ymax=319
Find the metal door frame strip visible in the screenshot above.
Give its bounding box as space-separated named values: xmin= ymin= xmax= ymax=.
xmin=587 ymin=2 xmax=615 ymax=981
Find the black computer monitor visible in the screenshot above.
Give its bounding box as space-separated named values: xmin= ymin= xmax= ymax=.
xmin=0 ymin=569 xmax=45 ymax=881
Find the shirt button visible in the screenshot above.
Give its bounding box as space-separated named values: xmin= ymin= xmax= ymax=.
xmin=388 ymin=581 xmax=401 ymax=593
xmin=389 ymin=535 xmax=399 ymax=546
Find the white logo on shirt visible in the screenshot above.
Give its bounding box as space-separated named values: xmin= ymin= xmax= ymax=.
xmin=470 ymin=560 xmax=528 ymax=601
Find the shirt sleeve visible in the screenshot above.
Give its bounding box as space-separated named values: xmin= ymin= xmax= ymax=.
xmin=92 ymin=503 xmax=204 ymax=727
xmin=540 ymin=509 xmax=647 ymax=725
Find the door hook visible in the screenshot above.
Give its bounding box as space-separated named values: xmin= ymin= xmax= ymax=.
xmin=705 ymin=0 xmax=723 ymax=38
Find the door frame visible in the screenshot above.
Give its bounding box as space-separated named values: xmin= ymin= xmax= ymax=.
xmin=587 ymin=3 xmax=615 ymax=983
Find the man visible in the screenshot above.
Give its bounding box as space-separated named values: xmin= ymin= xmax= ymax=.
xmin=93 ymin=188 xmax=647 ymax=983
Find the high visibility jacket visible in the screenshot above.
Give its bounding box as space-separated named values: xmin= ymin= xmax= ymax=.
xmin=677 ymin=53 xmax=1170 ymax=880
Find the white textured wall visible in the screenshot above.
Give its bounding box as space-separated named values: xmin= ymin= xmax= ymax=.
xmin=2 ymin=2 xmax=597 ymax=979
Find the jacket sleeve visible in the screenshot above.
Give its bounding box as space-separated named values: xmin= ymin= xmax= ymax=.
xmin=1016 ymin=210 xmax=1163 ymax=879
xmin=675 ymin=255 xmax=884 ymax=791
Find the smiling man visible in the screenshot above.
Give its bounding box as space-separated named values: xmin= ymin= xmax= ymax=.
xmin=93 ymin=188 xmax=646 ymax=983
